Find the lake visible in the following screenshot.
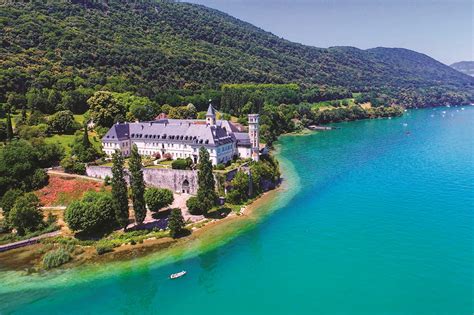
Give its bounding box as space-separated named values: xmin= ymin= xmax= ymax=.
xmin=1 ymin=106 xmax=473 ymax=314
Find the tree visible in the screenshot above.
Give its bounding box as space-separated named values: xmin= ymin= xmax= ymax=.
xmin=129 ymin=144 xmax=146 ymax=225
xmin=0 ymin=140 xmax=37 ymax=195
xmin=61 ymin=88 xmax=93 ymax=114
xmin=0 ymin=140 xmax=63 ymax=195
xmin=87 ymin=91 xmax=125 ymax=128
xmin=0 ymin=189 xmax=24 ymax=224
xmin=6 ymin=92 xmax=27 ymax=110
xmin=82 ymin=122 xmax=91 ymax=148
xmin=112 ymin=92 xmax=159 ymax=121
xmin=30 ymin=138 xmax=65 ymax=168
xmin=47 ymin=110 xmax=79 ymax=134
xmin=64 ymin=191 xmax=116 ymax=235
xmin=61 ymin=156 xmax=86 ymax=174
xmin=31 ymin=169 xmax=49 ymax=190
xmin=168 ymin=208 xmax=185 ymax=238
xmin=196 ymin=147 xmax=217 ymax=213
xmin=111 ymin=150 xmax=129 ymax=229
xmin=6 ymin=111 xmax=13 ymax=141
xmin=144 ymin=188 xmax=174 ymax=212
xmin=227 ymin=171 xmax=249 ymax=204
xmin=71 ymin=127 xmax=99 ymax=162
xmin=0 ymin=121 xmax=7 ymax=142
xmin=9 ymin=193 xmax=43 ymax=235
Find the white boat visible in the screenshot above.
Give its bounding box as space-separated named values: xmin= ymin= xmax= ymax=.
xmin=170 ymin=271 xmax=187 ymax=279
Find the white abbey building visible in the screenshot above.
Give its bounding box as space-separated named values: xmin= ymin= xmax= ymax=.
xmin=102 ymin=105 xmax=260 ymax=165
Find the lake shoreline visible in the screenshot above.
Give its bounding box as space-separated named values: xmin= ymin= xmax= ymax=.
xmin=0 ymin=148 xmax=293 ymax=274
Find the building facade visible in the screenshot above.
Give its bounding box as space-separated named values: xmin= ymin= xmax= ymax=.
xmin=102 ymin=105 xmax=259 ymax=165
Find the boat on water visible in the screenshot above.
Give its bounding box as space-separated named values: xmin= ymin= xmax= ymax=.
xmin=170 ymin=271 xmax=187 ymax=279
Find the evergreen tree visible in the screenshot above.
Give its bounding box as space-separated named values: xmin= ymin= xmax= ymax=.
xmin=197 ymin=147 xmax=217 ymax=213
xmin=6 ymin=112 xmax=13 ymax=141
xmin=129 ymin=144 xmax=146 ymax=225
xmin=111 ymin=150 xmax=129 ymax=229
xmin=82 ymin=122 xmax=91 ymax=148
xmin=20 ymin=106 xmax=27 ymax=124
xmin=168 ymin=208 xmax=185 ymax=238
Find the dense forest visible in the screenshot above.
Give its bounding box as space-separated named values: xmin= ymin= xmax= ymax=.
xmin=1 ymin=0 xmax=473 ymax=112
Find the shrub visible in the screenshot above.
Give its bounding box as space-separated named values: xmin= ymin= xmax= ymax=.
xmin=96 ymin=242 xmax=114 ymax=255
xmin=31 ymin=169 xmax=49 ymax=190
xmin=163 ymin=153 xmax=172 ymax=161
xmin=186 ymin=196 xmax=202 ymax=215
xmin=61 ymin=156 xmax=86 ymax=175
xmin=46 ymin=212 xmax=57 ymax=226
xmin=171 ymin=158 xmax=192 ymax=170
xmin=144 ymin=188 xmax=174 ymax=212
xmin=215 ymin=163 xmax=225 ymax=170
xmin=43 ymin=247 xmax=71 ymax=269
xmin=0 ymin=218 xmax=9 ymax=234
xmin=104 ymin=175 xmax=111 ymax=186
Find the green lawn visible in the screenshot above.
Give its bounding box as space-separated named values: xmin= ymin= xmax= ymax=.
xmin=311 ymin=97 xmax=356 ymax=110
xmin=73 ymin=114 xmax=86 ymax=125
xmin=44 ymin=134 xmax=76 ymax=154
xmin=43 ymin=131 xmax=101 ymax=154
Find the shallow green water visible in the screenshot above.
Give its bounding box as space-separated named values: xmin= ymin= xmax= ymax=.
xmin=1 ymin=107 xmax=473 ymax=314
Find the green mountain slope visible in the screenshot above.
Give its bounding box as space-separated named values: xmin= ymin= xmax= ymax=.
xmin=1 ymin=0 xmax=473 ymax=105
xmin=450 ymin=61 xmax=474 ymax=77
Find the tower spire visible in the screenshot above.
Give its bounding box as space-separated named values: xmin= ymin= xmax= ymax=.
xmin=206 ymin=101 xmax=216 ymax=126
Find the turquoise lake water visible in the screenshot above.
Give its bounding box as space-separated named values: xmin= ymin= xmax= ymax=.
xmin=0 ymin=107 xmax=473 ymax=314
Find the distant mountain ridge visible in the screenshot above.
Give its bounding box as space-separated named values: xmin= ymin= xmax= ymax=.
xmin=450 ymin=61 xmax=474 ymax=77
xmin=1 ymin=0 xmax=473 ymax=105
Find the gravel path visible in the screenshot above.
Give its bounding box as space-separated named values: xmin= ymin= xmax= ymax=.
xmin=0 ymin=231 xmax=61 ymax=252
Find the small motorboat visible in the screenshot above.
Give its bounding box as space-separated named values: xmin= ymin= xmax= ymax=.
xmin=170 ymin=271 xmax=187 ymax=279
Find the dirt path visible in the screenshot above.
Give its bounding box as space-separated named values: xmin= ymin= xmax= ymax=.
xmin=47 ymin=170 xmax=104 ymax=182
xmin=0 ymin=231 xmax=61 ymax=252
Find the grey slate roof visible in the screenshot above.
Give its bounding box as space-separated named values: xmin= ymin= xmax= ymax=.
xmin=234 ymin=132 xmax=251 ymax=147
xmin=103 ymin=120 xmax=238 ymax=147
xmin=103 ymin=123 xmax=130 ymax=141
xmin=103 ymin=117 xmax=251 ymax=148
xmin=206 ymin=104 xmax=216 ymax=116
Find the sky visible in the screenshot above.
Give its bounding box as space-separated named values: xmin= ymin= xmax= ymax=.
xmin=187 ymin=0 xmax=473 ymax=65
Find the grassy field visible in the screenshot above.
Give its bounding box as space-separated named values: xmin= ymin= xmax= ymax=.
xmin=44 ymin=134 xmax=76 ymax=154
xmin=311 ymin=97 xmax=356 ymax=110
xmin=73 ymin=114 xmax=86 ymax=125
xmin=44 ymin=129 xmax=101 ymax=154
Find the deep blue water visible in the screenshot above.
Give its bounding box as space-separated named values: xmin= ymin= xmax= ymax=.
xmin=1 ymin=107 xmax=473 ymax=314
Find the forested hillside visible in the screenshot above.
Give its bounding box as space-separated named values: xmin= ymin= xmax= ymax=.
xmin=1 ymin=0 xmax=473 ymax=110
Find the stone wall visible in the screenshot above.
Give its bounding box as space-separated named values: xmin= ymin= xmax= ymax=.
xmin=86 ymin=166 xmax=198 ymax=194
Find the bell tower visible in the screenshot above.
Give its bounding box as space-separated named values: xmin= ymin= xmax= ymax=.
xmin=248 ymin=114 xmax=259 ymax=161
xmin=206 ymin=102 xmax=216 ymax=126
